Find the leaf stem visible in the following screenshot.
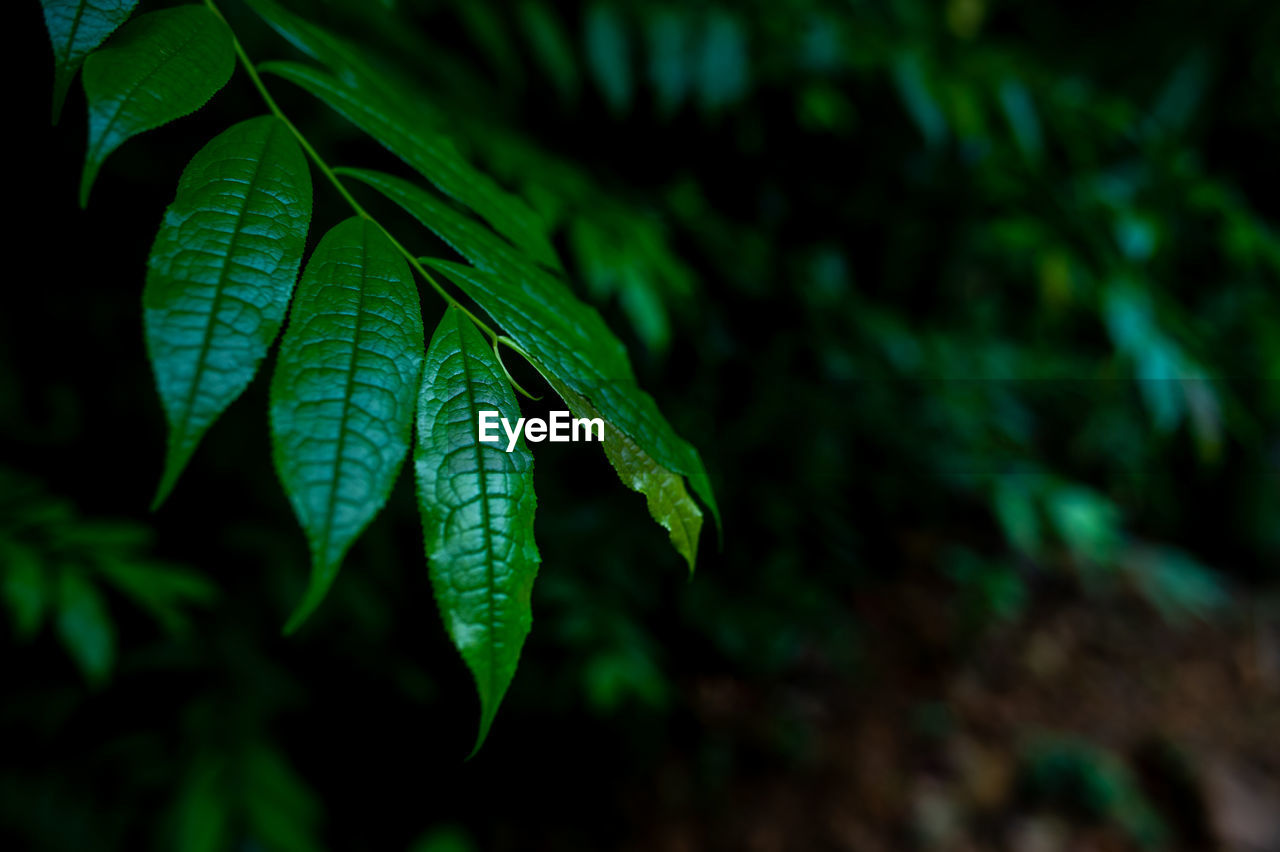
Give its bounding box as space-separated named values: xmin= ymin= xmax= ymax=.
xmin=202 ymin=0 xmax=503 ymax=345
xmin=492 ymin=339 xmax=541 ymax=401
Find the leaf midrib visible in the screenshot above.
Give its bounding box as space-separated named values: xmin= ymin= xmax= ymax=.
xmin=172 ymin=123 xmax=274 ymax=447
xmin=60 ymin=0 xmax=89 ymax=64
xmin=267 ymin=64 xmax=550 ymax=267
xmin=454 ymin=315 xmax=499 ymax=703
xmin=89 ymin=19 xmax=206 ymax=163
xmin=318 ymin=224 xmax=369 ymax=569
xmin=659 ymin=474 xmax=700 ymax=566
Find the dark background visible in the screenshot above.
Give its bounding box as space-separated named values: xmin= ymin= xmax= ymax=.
xmin=3 ymin=0 xmax=1279 ymax=849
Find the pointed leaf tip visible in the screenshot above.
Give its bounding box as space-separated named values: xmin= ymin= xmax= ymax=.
xmin=281 ymin=561 xmax=335 ymax=635
xmin=79 ymin=6 xmax=235 ymax=205
xmin=52 ymin=67 xmax=71 ymax=125
xmin=467 ymin=709 xmax=498 ymax=759
xmin=417 ymin=306 xmax=540 ymax=755
xmin=78 ymin=161 xmax=97 ymax=209
xmin=146 ymin=116 xmax=312 ymax=503
xmin=150 ymin=451 xmax=182 ymax=513
xmin=40 ymin=0 xmax=142 ymax=126
xmin=271 ymin=218 xmax=423 ymax=630
xmin=550 ymin=379 xmax=703 ymax=573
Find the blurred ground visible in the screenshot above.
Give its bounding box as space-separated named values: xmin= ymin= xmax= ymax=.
xmin=623 ymin=579 xmax=1279 ymax=852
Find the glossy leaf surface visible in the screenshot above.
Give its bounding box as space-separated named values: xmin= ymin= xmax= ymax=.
xmin=551 ymin=379 xmax=701 ymax=571
xmin=39 ymin=0 xmax=139 ymax=122
xmin=270 ymin=218 xmax=424 ymax=631
xmin=417 ymin=306 xmax=539 ymax=752
xmin=427 ymin=259 xmax=720 ymax=540
xmin=146 ymin=116 xmax=313 ymax=506
xmin=339 ymin=168 xmax=718 ymax=554
xmin=258 ymin=58 xmax=559 ymax=270
xmin=79 ymin=5 xmax=235 ymax=205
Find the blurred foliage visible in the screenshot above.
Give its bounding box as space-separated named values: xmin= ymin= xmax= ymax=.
xmin=1021 ymin=737 xmax=1169 ymax=849
xmin=6 ymin=0 xmax=1279 ymax=848
xmin=0 ymin=467 xmax=217 ymax=683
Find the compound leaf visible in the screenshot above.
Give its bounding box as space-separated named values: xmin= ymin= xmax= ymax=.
xmin=246 ymin=0 xmax=555 ymax=265
xmin=417 ymin=306 xmax=539 ymax=753
xmin=146 ymin=116 xmax=313 ymax=507
xmin=259 ymin=59 xmax=560 ymax=270
xmin=39 ymin=0 xmax=139 ymax=123
xmin=270 ymin=218 xmax=424 ymax=632
xmin=80 ymin=5 xmax=235 ymax=206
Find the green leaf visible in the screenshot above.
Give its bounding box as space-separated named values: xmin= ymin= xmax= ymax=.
xmin=255 ymin=58 xmax=559 ymax=270
xmin=338 ymin=167 xmax=559 ymax=288
xmin=245 ymin=0 xmax=413 ymax=105
xmin=1122 ymin=546 xmax=1227 ymax=624
xmin=270 ymin=218 xmax=424 ymax=632
xmin=1047 ymin=485 xmax=1122 ymax=566
xmin=56 ymin=569 xmax=115 ymax=685
xmin=429 ymin=259 xmax=720 ymax=541
xmin=241 ymin=743 xmax=323 ymax=852
xmin=79 ymin=5 xmax=235 ymax=207
xmin=455 ymin=1 xmax=522 ymax=84
xmin=1 ymin=542 xmax=46 ymax=640
xmin=993 ymin=478 xmax=1041 ymax=554
xmin=95 ymin=558 xmax=219 ymax=634
xmin=409 ymin=826 xmax=478 ymax=852
xmin=416 ymin=307 xmax=540 ymax=754
xmin=893 ymin=50 xmax=947 ymax=148
xmin=584 ymin=3 xmax=633 ymax=114
xmin=340 ymin=169 xmax=634 ymax=375
xmin=550 ymin=380 xmax=701 ymax=571
xmin=336 ymin=169 xmax=718 ymax=556
xmin=145 ymin=116 xmax=313 ymax=507
xmin=998 ymin=78 xmax=1043 ymax=161
xmin=695 ymin=10 xmax=749 ymax=112
xmin=516 ymin=0 xmax=581 ymax=103
xmin=646 ymin=8 xmax=693 ymax=117
xmin=569 ymin=217 xmax=673 ymax=353
xmin=39 ymin=0 xmax=139 ymax=123
xmin=172 ymin=758 xmax=228 ymax=852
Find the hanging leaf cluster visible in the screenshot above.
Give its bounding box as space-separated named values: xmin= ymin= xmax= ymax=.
xmin=39 ymin=0 xmax=718 ymax=750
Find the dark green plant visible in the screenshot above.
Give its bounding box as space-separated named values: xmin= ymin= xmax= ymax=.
xmin=0 ymin=467 xmax=218 ymax=683
xmin=38 ymin=0 xmax=719 ymax=750
xmin=15 ymin=0 xmax=1278 ymax=847
xmin=1021 ymin=737 xmax=1169 ymax=850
